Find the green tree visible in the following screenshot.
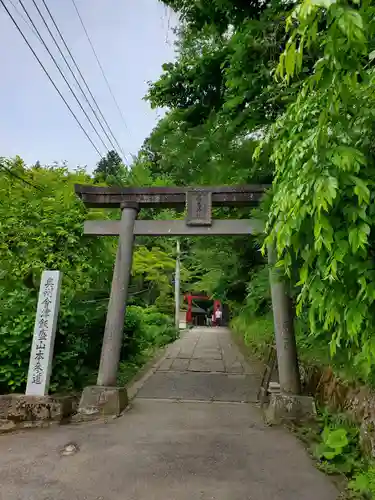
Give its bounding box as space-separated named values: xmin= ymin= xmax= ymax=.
xmin=93 ymin=150 xmax=127 ymax=186
xmin=260 ymin=0 xmax=375 ymax=374
xmin=0 ymin=159 xmax=118 ymax=391
xmin=133 ymin=0 xmax=294 ymax=307
xmin=0 ymin=157 xmax=182 ymax=393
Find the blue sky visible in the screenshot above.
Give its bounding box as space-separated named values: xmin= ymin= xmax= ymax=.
xmin=0 ymin=0 xmax=177 ymax=171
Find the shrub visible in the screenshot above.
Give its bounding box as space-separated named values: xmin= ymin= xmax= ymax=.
xmin=0 ymin=161 xmax=177 ymax=394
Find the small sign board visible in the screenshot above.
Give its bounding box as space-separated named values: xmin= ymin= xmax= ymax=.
xmin=186 ymin=190 xmax=212 ymax=226
xmin=26 ymin=271 xmax=62 ymax=396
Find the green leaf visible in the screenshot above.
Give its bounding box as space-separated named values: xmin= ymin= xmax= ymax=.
xmin=349 ymin=473 xmax=370 ymax=492
xmin=334 ymin=240 xmax=349 ymax=262
xmin=298 ymin=263 xmax=309 ymax=285
xmin=325 ymin=428 xmax=348 ymax=449
xmin=285 ymin=41 xmax=297 ymax=77
xmin=322 ymin=449 xmax=337 ymax=460
xmin=349 ymin=227 xmax=359 ymax=252
xmin=312 ymin=0 xmax=336 ymax=6
xmin=351 ymin=176 xmax=370 ymax=204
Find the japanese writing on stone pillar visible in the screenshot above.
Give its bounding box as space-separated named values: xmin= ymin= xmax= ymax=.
xmin=26 ymin=271 xmax=62 ymax=396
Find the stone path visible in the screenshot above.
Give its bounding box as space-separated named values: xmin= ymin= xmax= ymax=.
xmin=0 ymin=327 xmax=338 ymax=500
xmin=137 ymin=326 xmax=261 ymax=402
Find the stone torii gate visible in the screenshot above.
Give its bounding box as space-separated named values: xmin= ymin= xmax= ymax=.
xmin=74 ymin=184 xmax=300 ymax=416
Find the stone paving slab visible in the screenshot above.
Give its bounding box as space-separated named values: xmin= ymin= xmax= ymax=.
xmin=171 ymin=358 xmax=190 ymax=371
xmin=136 ymin=372 xmax=260 ymax=402
xmin=189 ymin=359 xmax=226 ymax=372
xmin=158 ymin=357 xmax=174 ymax=371
xmin=175 ymin=352 xmax=195 ymax=359
xmin=225 ymin=361 xmax=245 ymax=374
xmin=192 ymin=349 xmax=222 ymax=360
xmin=164 ymin=349 xmax=180 ymax=359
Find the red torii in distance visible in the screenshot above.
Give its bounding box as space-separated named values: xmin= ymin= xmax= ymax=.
xmin=184 ymin=293 xmax=221 ymax=324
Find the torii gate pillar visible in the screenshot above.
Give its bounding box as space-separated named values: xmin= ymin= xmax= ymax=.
xmin=97 ymin=203 xmax=138 ymax=387
xmin=268 ymin=244 xmax=301 ymax=395
xmin=77 ymin=203 xmax=138 ymax=418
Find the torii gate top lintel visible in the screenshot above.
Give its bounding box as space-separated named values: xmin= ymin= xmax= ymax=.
xmin=74 ymin=183 xmax=269 ymax=209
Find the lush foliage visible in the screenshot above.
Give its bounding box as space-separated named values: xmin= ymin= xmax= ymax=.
xmin=131 ymin=245 xmax=176 ymax=312
xmin=349 ymin=467 xmax=375 ymax=499
xmin=117 ymin=305 xmax=178 ymax=385
xmin=0 ymin=158 xmax=113 ymax=391
xmin=310 ymin=409 xmax=375 ymax=499
xmin=260 ymin=0 xmax=375 ymax=374
xmin=147 ymin=0 xmax=375 ymax=381
xmin=285 ymin=405 xmax=375 ymax=498
xmin=137 ymin=0 xmax=287 ymax=306
xmin=0 ymin=157 xmax=178 ymax=393
xmin=93 ymin=149 xmax=127 ymax=185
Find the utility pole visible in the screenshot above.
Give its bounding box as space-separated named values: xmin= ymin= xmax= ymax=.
xmin=174 ymin=239 xmax=180 ymax=330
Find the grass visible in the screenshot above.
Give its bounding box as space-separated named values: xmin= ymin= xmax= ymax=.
xmin=232 ymin=307 xmax=371 ymax=386
xmin=231 ymin=311 xmax=274 ymax=359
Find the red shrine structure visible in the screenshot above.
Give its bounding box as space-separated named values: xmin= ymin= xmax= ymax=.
xmin=184 ymin=293 xmax=222 ymax=325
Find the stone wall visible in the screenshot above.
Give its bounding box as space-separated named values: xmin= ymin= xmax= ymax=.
xmin=301 ymin=364 xmax=375 ymax=459
xmin=0 ymin=394 xmax=77 ymax=434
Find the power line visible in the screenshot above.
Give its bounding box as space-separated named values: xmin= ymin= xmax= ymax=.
xmin=0 ymin=0 xmax=102 ymax=157
xmin=0 ymin=162 xmax=43 ymax=191
xmin=17 ymin=0 xmax=110 ymax=154
xmin=7 ymin=0 xmax=38 ymax=36
xmin=34 ymin=0 xmax=125 ymax=161
xmin=162 ymin=3 xmax=173 ymax=46
xmin=70 ymin=0 xmax=130 ymax=157
xmin=41 ymin=0 xmax=129 ymax=165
